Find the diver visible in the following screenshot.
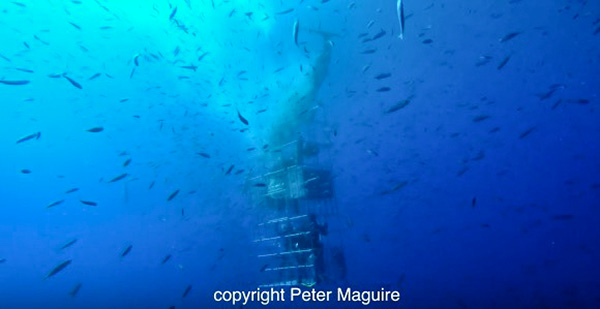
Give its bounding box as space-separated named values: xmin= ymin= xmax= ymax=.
xmin=294 ymin=214 xmax=327 ymax=285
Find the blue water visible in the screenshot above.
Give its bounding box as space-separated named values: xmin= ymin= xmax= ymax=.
xmin=1 ymin=0 xmax=599 ymax=308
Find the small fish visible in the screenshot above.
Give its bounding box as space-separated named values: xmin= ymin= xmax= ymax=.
xmin=380 ymin=181 xmax=409 ymax=195
xmin=149 ymin=181 xmax=155 ymax=189
xmin=377 ymin=87 xmax=391 ymax=92
xmin=396 ymin=0 xmax=405 ymax=39
xmin=471 ymin=151 xmax=485 ymax=161
xmin=197 ymin=52 xmax=209 ymax=61
xmin=45 ymin=260 xmax=72 ymax=279
xmin=16 ymin=132 xmax=41 ymax=144
xmin=471 ymin=198 xmax=477 ymax=207
xmin=88 ymin=73 xmax=101 ymax=80
xmin=169 ymin=7 xmax=177 ymax=20
xmin=68 ymin=22 xmax=81 ymax=30
xmin=361 ymin=49 xmax=376 ymax=54
xmin=69 ymin=283 xmax=82 ymax=297
xmin=422 ymin=39 xmax=433 ymax=44
xmin=372 ymin=29 xmax=386 ymax=40
xmin=0 ymin=80 xmax=30 ymax=85
xmin=569 ymin=99 xmax=590 ymax=104
xmin=16 ymin=68 xmax=34 ymax=73
xmin=180 ymin=64 xmax=197 ymax=71
xmin=167 ymin=190 xmax=179 ymax=201
xmin=121 ymin=245 xmax=132 ymax=257
xmin=366 ymin=149 xmax=379 ymax=156
xmin=0 ymin=258 xmax=5 ymax=263
xmin=254 ymin=183 xmax=267 ymax=187
xmin=497 ymin=56 xmax=511 ymax=70
xmin=537 ymin=88 xmax=558 ymax=100
xmin=161 ymin=254 xmax=172 ymax=264
xmin=519 ymin=127 xmax=535 ymax=139
xmin=551 ymin=99 xmax=562 ymax=110
xmin=21 ymin=169 xmax=31 ymax=174
xmin=86 ymin=127 xmax=104 ymax=133
xmin=375 ymin=73 xmax=391 ymax=80
xmin=133 ymin=54 xmax=140 ymax=66
xmin=109 ymin=173 xmax=128 ymax=183
xmin=123 ymin=158 xmax=131 ymax=167
xmin=182 ymin=285 xmax=192 ymax=298
xmin=225 ymin=165 xmax=234 ymax=175
xmin=260 ymin=264 xmax=269 ymax=272
xmin=293 ymin=19 xmax=299 ymax=46
xmin=60 ymin=239 xmax=78 ymax=250
xmin=473 ymin=115 xmax=490 ymax=122
xmin=62 ymin=74 xmax=82 ymax=89
xmin=277 ymin=8 xmax=294 ymax=15
xmin=80 ymin=200 xmax=97 ymax=206
xmin=65 ymin=188 xmax=79 ymax=193
xmin=237 ymin=110 xmax=249 ymax=125
xmin=32 ymin=35 xmax=50 ymax=44
xmin=197 ymin=152 xmax=211 ymax=158
xmin=499 ymin=32 xmax=521 ymax=43
xmin=47 ymin=200 xmax=65 ymax=208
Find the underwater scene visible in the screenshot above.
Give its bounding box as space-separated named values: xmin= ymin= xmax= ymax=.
xmin=1 ymin=0 xmax=599 ymax=308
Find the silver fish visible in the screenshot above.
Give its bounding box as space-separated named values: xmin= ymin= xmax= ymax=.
xmin=293 ymin=19 xmax=299 ymax=46
xmin=396 ymin=0 xmax=405 ymax=39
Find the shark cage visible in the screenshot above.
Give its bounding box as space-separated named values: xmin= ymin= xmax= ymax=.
xmin=245 ymin=120 xmax=347 ymax=290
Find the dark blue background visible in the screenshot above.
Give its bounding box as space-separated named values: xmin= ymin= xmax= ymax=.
xmin=0 ymin=0 xmax=599 ymax=308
